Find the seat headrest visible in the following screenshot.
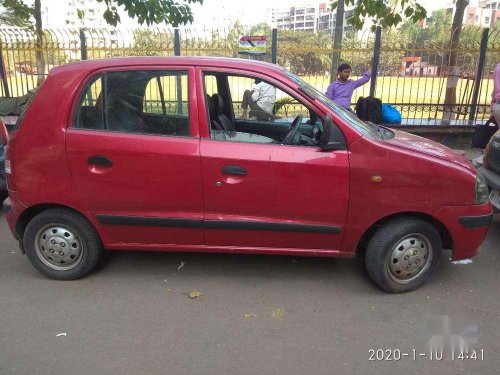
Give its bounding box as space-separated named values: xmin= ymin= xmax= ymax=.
xmin=206 ymin=94 xmax=215 ymax=117
xmin=211 ymin=93 xmax=224 ymax=114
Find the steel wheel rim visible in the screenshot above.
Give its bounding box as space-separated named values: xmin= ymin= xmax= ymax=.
xmin=386 ymin=233 xmax=433 ymax=285
xmin=34 ymin=224 xmax=84 ymax=271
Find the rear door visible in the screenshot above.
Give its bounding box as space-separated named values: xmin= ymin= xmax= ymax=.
xmin=66 ymin=67 xmax=204 ymax=246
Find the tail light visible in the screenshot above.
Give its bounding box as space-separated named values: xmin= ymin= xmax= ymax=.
xmin=0 ymin=118 xmax=8 ymax=145
xmin=5 ymin=136 xmax=16 ymax=191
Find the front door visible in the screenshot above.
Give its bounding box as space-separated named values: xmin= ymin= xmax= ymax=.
xmin=200 ymin=71 xmax=349 ymax=251
xmin=66 ymin=68 xmax=204 ymax=246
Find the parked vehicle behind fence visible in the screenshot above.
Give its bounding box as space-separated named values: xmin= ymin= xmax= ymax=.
xmin=2 ymin=57 xmax=493 ymax=293
xmin=0 ymin=118 xmax=9 ymax=197
xmin=479 ymin=129 xmax=500 ymax=212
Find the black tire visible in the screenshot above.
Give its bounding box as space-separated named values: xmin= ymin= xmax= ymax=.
xmin=23 ymin=208 xmax=103 ymax=280
xmin=0 ymin=191 xmax=7 ymax=203
xmin=365 ymin=217 xmax=442 ymax=293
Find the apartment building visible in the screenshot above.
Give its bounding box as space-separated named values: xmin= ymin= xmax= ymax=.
xmin=272 ymin=1 xmax=360 ymax=34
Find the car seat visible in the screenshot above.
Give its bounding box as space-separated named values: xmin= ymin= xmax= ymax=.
xmin=211 ymin=93 xmax=235 ymax=131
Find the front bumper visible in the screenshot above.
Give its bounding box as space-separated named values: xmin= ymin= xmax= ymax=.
xmin=479 ymin=166 xmax=500 ymax=191
xmin=479 ymin=166 xmax=500 ymax=213
xmin=435 ymin=202 xmax=493 ymax=260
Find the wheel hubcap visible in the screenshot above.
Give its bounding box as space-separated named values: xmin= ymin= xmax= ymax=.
xmin=35 ymin=225 xmax=84 ymax=271
xmin=387 ymin=234 xmax=432 ymax=284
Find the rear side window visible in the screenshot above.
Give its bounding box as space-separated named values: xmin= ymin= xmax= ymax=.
xmin=75 ymin=76 xmax=104 ymax=130
xmin=74 ymin=70 xmax=190 ymax=137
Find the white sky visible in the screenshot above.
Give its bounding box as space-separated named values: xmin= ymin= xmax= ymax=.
xmin=34 ymin=0 xmax=452 ymax=29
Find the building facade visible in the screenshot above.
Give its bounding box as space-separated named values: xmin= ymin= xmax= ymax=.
xmin=271 ymin=1 xmax=359 ymax=34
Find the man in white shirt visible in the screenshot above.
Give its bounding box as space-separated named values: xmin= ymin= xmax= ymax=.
xmin=241 ymin=79 xmax=276 ymax=120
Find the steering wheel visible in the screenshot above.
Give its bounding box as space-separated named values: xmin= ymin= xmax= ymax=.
xmin=282 ymin=115 xmax=303 ymax=145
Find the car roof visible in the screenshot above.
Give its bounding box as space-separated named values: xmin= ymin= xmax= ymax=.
xmin=50 ymin=56 xmax=286 ymax=76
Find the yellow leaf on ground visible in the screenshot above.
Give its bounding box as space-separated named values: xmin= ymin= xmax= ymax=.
xmin=188 ymin=291 xmax=203 ymax=299
xmin=271 ymin=308 xmax=285 ymax=320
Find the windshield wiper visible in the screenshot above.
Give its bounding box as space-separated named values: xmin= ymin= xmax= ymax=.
xmin=366 ymin=121 xmax=385 ymax=139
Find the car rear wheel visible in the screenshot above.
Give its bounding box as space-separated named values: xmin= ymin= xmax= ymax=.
xmin=365 ymin=217 xmax=442 ymax=293
xmin=24 ymin=208 xmax=103 ymax=280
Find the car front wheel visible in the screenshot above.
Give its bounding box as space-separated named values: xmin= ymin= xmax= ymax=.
xmin=365 ymin=217 xmax=442 ymax=293
xmin=24 ymin=208 xmax=103 ymax=280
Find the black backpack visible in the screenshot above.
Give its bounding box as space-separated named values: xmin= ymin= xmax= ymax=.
xmin=355 ymin=96 xmax=382 ymax=124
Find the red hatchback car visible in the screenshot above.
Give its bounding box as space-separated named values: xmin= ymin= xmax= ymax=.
xmin=2 ymin=57 xmax=493 ymax=292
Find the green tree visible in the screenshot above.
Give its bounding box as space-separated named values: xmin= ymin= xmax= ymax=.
xmin=1 ymin=0 xmax=204 ymax=89
xmin=331 ymin=0 xmax=427 ymax=32
xmin=443 ymin=0 xmax=468 ymax=123
xmin=1 ymin=0 xmax=203 ymax=28
xmin=96 ymin=0 xmax=203 ymax=27
xmin=130 ymin=29 xmax=175 ymax=57
xmin=0 ymin=0 xmax=32 ymax=27
xmin=278 ymin=29 xmax=333 ymax=75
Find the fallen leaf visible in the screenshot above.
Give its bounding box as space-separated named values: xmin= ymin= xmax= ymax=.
xmin=244 ymin=312 xmax=258 ymax=318
xmin=271 ymin=308 xmax=285 ymax=320
xmin=189 ymin=291 xmax=203 ymax=299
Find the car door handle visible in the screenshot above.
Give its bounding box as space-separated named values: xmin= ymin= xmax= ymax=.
xmin=88 ymin=155 xmax=113 ymax=167
xmin=221 ymin=165 xmax=247 ymax=176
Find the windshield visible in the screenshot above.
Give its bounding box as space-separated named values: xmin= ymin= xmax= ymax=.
xmin=284 ymin=70 xmax=383 ymax=139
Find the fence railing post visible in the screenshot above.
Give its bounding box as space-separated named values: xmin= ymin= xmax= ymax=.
xmin=271 ymin=28 xmax=277 ymax=64
xmin=0 ymin=43 xmax=10 ymax=97
xmin=174 ymin=28 xmax=182 ymax=114
xmin=369 ymin=26 xmax=382 ymax=97
xmin=469 ymin=28 xmax=489 ymax=125
xmin=174 ymin=28 xmax=181 ymax=56
xmin=79 ymin=29 xmax=87 ymax=60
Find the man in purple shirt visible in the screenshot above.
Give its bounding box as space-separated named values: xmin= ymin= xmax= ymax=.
xmin=325 ymin=63 xmax=371 ymax=110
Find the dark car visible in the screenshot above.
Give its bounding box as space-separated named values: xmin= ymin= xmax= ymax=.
xmin=0 ymin=91 xmax=35 ymax=198
xmin=479 ymin=129 xmax=500 ymax=212
xmin=0 ymin=119 xmax=8 ymax=197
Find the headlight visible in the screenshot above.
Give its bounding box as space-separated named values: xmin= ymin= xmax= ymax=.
xmin=475 ymin=173 xmax=489 ymax=204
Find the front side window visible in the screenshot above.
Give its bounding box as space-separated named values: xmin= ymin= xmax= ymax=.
xmin=74 ymin=70 xmax=190 ymax=137
xmin=204 ymin=72 xmax=323 ymax=147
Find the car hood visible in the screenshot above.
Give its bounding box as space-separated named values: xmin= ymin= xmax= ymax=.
xmin=384 ymin=129 xmax=475 ymax=171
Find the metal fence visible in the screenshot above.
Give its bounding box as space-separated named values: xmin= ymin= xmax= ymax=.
xmin=1 ymin=25 xmax=500 ymax=125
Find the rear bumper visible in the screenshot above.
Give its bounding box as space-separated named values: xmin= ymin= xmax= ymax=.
xmin=435 ymin=202 xmax=493 ymax=261
xmin=4 ymin=192 xmax=26 ymax=239
xmin=0 ymin=152 xmax=5 ymax=191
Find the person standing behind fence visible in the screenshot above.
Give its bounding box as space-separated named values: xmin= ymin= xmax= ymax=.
xmin=491 ymin=63 xmax=500 ymax=121
xmin=325 ymin=63 xmax=371 ymax=111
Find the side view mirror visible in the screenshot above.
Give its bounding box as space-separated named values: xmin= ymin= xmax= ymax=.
xmin=319 ymin=114 xmax=346 ymax=151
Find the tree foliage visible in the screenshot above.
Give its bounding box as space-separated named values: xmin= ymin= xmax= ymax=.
xmin=0 ymin=0 xmax=204 ymax=28
xmin=97 ymin=0 xmax=203 ymax=27
xmin=331 ymin=0 xmax=427 ymax=31
xmin=0 ymin=0 xmax=33 ymax=28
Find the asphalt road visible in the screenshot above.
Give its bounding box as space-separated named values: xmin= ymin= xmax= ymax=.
xmin=1 ymin=212 xmax=499 ymax=375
